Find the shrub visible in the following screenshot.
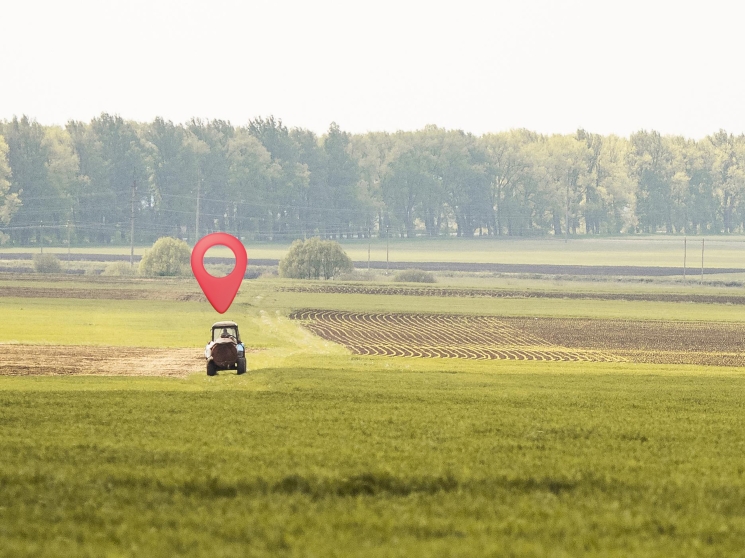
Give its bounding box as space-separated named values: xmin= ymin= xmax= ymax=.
xmin=393 ymin=269 xmax=436 ymax=283
xmin=279 ymin=238 xmax=353 ymax=280
xmin=102 ymin=261 xmax=138 ymax=276
xmin=33 ymin=253 xmax=62 ymax=274
xmin=139 ymin=237 xmax=191 ymax=277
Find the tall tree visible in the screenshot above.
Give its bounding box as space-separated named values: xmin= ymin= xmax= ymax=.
xmin=322 ymin=122 xmax=361 ymax=238
xmin=247 ymin=116 xmax=307 ymax=239
xmin=482 ymin=130 xmax=531 ymax=235
xmin=0 ymin=135 xmax=21 ymax=243
xmin=1 ymin=117 xmax=61 ymax=244
xmin=627 ymin=130 xmax=676 ymax=233
xmin=707 ymin=130 xmax=745 ymax=233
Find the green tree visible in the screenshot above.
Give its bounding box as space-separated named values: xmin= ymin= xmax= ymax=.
xmin=1 ymin=116 xmax=57 ymax=244
xmin=627 ymin=131 xmax=676 ymax=233
xmin=247 ymin=116 xmax=308 ymax=239
xmin=147 ymin=118 xmax=207 ymax=241
xmin=227 ymin=128 xmax=280 ymax=238
xmin=482 ymin=130 xmax=530 ymax=235
xmin=576 ymin=131 xmax=635 ymax=234
xmin=139 ymin=237 xmax=191 ymax=276
xmin=322 ymin=123 xmax=362 ymax=238
xmin=707 ymin=130 xmax=745 ymax=233
xmin=349 ymin=131 xmax=392 ymax=237
xmin=529 ymin=134 xmax=592 ymax=236
xmin=0 ymin=135 xmax=21 ymax=243
xmin=435 ymin=129 xmax=491 ymax=237
xmin=381 ymin=131 xmax=438 ymax=237
xmin=279 ymin=237 xmax=353 ymax=279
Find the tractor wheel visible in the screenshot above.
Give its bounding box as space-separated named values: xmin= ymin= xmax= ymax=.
xmin=237 ymin=357 xmax=246 ymax=375
xmin=207 ymin=360 xmax=218 ymax=376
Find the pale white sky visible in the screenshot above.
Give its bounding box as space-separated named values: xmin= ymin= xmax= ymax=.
xmin=2 ymin=0 xmax=743 ymax=138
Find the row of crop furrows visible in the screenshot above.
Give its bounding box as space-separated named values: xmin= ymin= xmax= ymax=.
xmin=291 ymin=310 xmax=624 ymax=363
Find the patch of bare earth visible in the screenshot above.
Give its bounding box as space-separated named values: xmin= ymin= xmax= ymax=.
xmin=0 ymin=286 xmax=206 ymax=302
xmin=0 ymin=345 xmax=203 ymax=377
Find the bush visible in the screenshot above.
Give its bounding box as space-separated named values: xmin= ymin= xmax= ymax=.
xmin=393 ymin=269 xmax=436 ymax=283
xmin=102 ymin=261 xmax=138 ymax=276
xmin=139 ymin=237 xmax=191 ymax=277
xmin=33 ymin=253 xmax=62 ymax=274
xmin=279 ymin=238 xmax=353 ymax=280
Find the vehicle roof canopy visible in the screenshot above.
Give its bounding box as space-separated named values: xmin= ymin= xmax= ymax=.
xmin=212 ymin=321 xmax=238 ymax=329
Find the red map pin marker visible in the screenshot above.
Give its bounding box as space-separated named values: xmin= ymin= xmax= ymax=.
xmin=191 ymin=233 xmax=247 ymax=314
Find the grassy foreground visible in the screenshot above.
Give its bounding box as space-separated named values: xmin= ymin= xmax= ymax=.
xmin=3 ymin=273 xmax=745 ymax=556
xmin=2 ymin=360 xmax=745 ymax=557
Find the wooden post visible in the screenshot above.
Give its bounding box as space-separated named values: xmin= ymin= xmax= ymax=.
xmin=130 ymin=178 xmax=136 ymax=268
xmin=386 ymin=225 xmax=389 ymax=275
xmin=700 ymin=238 xmax=705 ymax=285
xmin=565 ymin=182 xmax=569 ymax=243
xmin=195 ymin=174 xmax=201 ymax=242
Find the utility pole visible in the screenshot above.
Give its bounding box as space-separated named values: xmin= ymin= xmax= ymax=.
xmin=565 ymin=182 xmax=569 ymax=243
xmin=67 ymin=221 xmax=71 ymax=267
xmin=683 ymin=237 xmax=687 ymax=281
xmin=386 ymin=225 xmax=389 ymax=275
xmin=40 ymin=221 xmax=43 ymax=254
xmin=130 ymin=178 xmax=136 ymax=268
xmin=195 ymin=174 xmax=201 ymax=242
xmin=367 ymin=227 xmax=371 ymax=271
xmin=700 ymin=238 xmax=705 ymax=285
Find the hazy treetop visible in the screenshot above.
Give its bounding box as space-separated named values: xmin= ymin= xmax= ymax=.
xmin=2 ymin=0 xmax=744 ymax=138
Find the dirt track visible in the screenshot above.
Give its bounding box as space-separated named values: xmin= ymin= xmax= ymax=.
xmin=291 ymin=310 xmax=745 ymax=367
xmin=0 ymin=345 xmax=203 ymax=377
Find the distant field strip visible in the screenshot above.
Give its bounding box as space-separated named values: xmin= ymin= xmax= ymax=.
xmin=0 ymin=286 xmax=206 ymax=302
xmin=280 ymin=285 xmax=745 ymax=305
xmin=289 ymin=310 xmax=623 ymax=362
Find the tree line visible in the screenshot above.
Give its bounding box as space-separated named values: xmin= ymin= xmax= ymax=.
xmin=1 ymin=114 xmax=744 ymax=246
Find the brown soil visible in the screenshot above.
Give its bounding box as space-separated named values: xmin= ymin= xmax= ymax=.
xmin=290 ymin=310 xmax=745 ymax=367
xmin=0 ymin=286 xmax=206 ymax=302
xmin=0 ymin=345 xmax=203 ymax=377
xmin=280 ymin=285 xmax=745 ymax=305
xmin=290 ymin=310 xmax=622 ymax=363
xmin=503 ymin=317 xmax=745 ymax=367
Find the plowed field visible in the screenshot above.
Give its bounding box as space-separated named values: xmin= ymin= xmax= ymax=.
xmin=290 ymin=310 xmax=622 ymax=362
xmin=290 ymin=310 xmax=745 ymax=366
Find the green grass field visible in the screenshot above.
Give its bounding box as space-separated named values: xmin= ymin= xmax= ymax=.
xmin=2 ymin=269 xmax=745 ymax=556
xmin=2 ymin=361 xmax=745 ymax=557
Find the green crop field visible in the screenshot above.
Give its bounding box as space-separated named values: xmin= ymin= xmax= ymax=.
xmin=2 ymin=270 xmax=745 ymax=556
